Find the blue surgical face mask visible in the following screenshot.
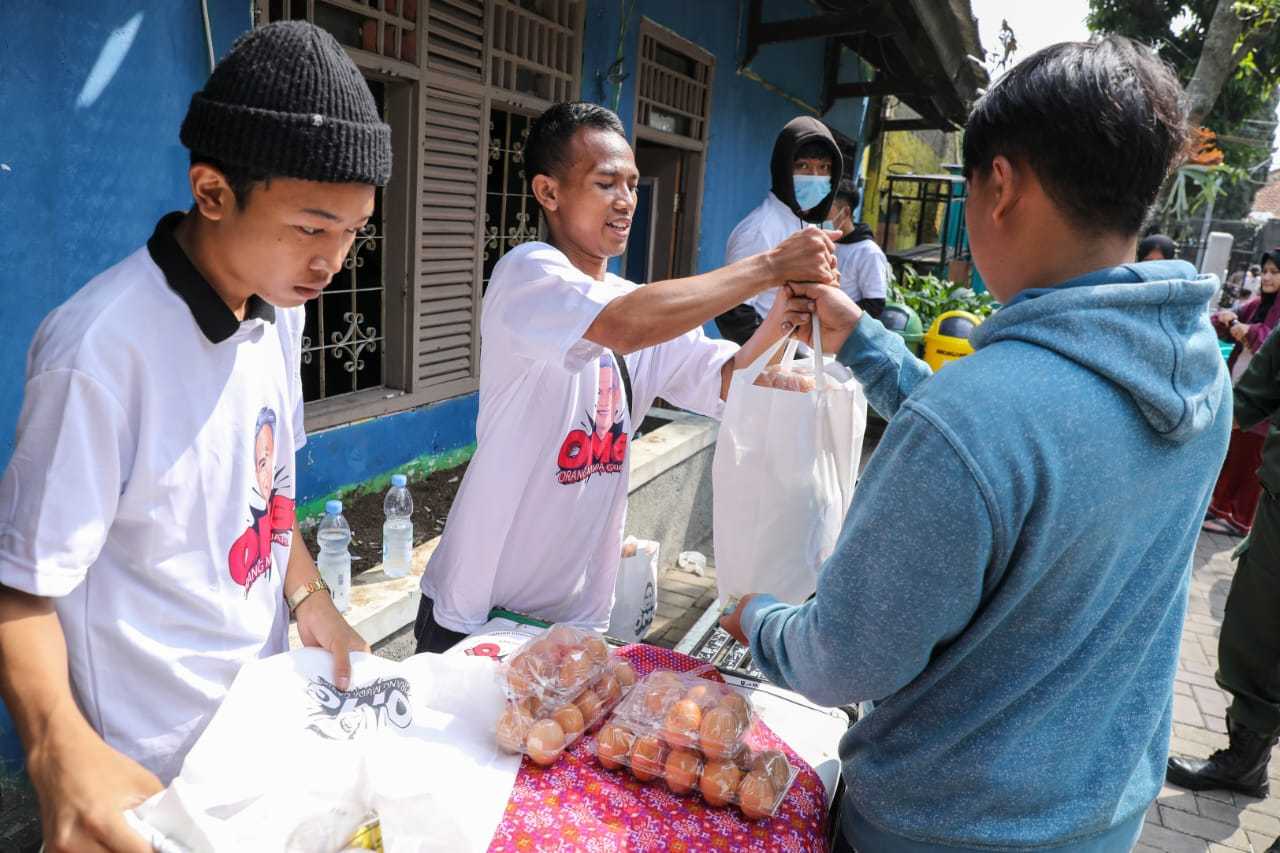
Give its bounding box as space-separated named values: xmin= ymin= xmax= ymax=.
xmin=793 ymin=174 xmax=831 ymax=211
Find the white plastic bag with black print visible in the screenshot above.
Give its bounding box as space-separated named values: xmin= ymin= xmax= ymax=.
xmin=129 ymin=648 xmax=519 ymax=852
xmin=607 ymin=536 xmax=660 ymax=643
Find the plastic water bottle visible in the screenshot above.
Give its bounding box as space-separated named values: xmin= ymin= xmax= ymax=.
xmin=316 ymin=500 xmax=351 ymax=613
xmin=382 ymin=474 xmax=413 ymax=579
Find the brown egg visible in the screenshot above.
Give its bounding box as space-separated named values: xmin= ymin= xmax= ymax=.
xmin=583 ymin=635 xmax=609 ymax=664
xmin=629 ymin=734 xmax=667 ymax=782
xmin=719 ymin=693 xmax=752 ymax=727
xmin=524 ymin=638 xmax=563 ymax=664
xmin=517 ymin=695 xmax=543 ymax=718
xmin=683 ymin=683 xmax=720 ymax=708
xmin=525 ymin=718 xmax=566 ymax=766
xmin=505 ymin=654 xmax=546 ymax=697
xmin=611 ymin=660 xmax=637 ymax=690
xmin=559 ymin=654 xmax=595 ymax=691
xmin=546 ymin=624 xmax=582 ymax=649
xmin=642 ymin=682 xmax=677 ymax=716
xmin=751 ymin=749 xmax=791 ymax=790
xmin=736 ymin=770 xmax=778 ymax=820
xmin=574 ymin=688 xmax=605 ymax=725
xmin=662 ymin=699 xmax=702 ymax=749
xmin=698 ymin=705 xmax=743 ymax=760
xmin=594 ymin=723 xmax=635 ymax=770
xmin=663 ymin=748 xmax=702 ymax=795
xmin=647 ymin=670 xmax=683 ymax=691
xmin=495 ymin=707 xmax=530 ymax=754
xmin=594 ymin=673 xmax=622 ymax=706
xmin=698 ymin=760 xmax=742 ymax=807
xmin=553 ymin=704 xmax=585 ymax=740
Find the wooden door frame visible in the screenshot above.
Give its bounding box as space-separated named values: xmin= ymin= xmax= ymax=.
xmin=630 ymin=18 xmax=715 ymax=276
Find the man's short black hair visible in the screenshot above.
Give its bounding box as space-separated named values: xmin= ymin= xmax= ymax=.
xmin=525 ymin=102 xmax=627 ymax=186
xmin=962 ymin=36 xmax=1188 ymax=235
xmin=834 ymin=183 xmax=861 ymax=210
xmin=1138 ymin=233 xmax=1177 ymax=261
xmin=795 ymin=140 xmax=833 ymax=164
xmin=190 ymin=152 xmax=271 ymax=209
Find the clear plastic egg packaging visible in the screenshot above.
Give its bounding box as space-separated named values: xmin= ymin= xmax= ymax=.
xmin=590 ymin=669 xmax=799 ymax=820
xmin=494 ymin=623 xmax=639 ymax=766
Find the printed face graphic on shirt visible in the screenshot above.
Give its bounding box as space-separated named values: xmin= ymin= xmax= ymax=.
xmin=595 ymin=359 xmax=624 ymax=438
xmin=228 ymin=406 xmax=295 ymax=596
xmin=556 ymin=355 xmax=629 ymax=485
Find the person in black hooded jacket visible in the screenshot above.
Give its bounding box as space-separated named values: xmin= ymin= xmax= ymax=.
xmin=715 ymin=117 xmax=843 ymax=344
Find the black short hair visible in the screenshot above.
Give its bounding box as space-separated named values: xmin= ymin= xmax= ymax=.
xmin=834 ymin=183 xmax=861 ymax=210
xmin=794 ymin=140 xmax=833 ymax=164
xmin=962 ymin=36 xmax=1187 ymax=235
xmin=1138 ymin=233 xmax=1177 ymax=261
xmin=189 ymin=152 xmax=271 ymax=208
xmin=525 ymin=102 xmax=627 ymax=186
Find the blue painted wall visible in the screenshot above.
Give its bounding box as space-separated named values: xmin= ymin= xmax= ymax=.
xmin=0 ymin=2 xmax=248 ymax=470
xmin=581 ymin=0 xmax=872 ymax=278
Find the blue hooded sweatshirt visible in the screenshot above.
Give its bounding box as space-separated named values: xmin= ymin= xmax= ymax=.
xmin=741 ymin=261 xmax=1231 ymax=851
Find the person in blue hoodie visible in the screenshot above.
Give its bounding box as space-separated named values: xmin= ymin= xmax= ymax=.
xmin=721 ymin=37 xmax=1231 ymax=852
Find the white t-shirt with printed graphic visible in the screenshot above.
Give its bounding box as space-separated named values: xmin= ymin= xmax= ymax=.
xmin=0 ymin=230 xmax=306 ymax=783
xmin=421 ymin=242 xmax=736 ymax=634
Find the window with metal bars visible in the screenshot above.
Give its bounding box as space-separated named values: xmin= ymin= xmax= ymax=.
xmin=268 ymin=0 xmax=419 ymax=66
xmin=483 ymin=107 xmax=540 ymax=292
xmin=636 ymin=22 xmax=713 ymax=144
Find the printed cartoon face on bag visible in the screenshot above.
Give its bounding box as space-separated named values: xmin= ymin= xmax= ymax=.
xmin=227 ymin=405 xmax=295 ymax=595
xmin=304 ymin=674 xmax=413 ymax=741
xmin=556 ymin=355 xmax=629 ymax=484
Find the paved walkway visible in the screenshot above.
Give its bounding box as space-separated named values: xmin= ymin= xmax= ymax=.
xmin=1138 ymin=529 xmax=1279 ymax=853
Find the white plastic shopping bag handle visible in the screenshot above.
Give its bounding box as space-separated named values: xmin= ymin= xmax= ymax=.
xmin=811 ymin=308 xmax=827 ymax=392
xmin=741 ymin=330 xmax=795 ymax=386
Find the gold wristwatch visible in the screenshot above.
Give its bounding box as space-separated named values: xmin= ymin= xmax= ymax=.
xmin=287 ymin=578 xmax=332 ymax=615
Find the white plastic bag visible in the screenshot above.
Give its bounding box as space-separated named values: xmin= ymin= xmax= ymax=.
xmin=713 ymin=321 xmax=867 ymax=603
xmin=607 ymin=536 xmax=659 ymax=642
xmin=129 ymin=648 xmax=520 ymax=852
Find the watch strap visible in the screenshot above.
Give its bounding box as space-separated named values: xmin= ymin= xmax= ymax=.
xmin=287 ymin=577 xmax=331 ymax=614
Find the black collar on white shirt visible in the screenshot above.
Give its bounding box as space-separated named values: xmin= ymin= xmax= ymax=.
xmin=146 ymin=211 xmax=276 ymax=344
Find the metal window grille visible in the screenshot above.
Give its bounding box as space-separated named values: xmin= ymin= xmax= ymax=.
xmin=636 ymin=23 xmax=712 ymax=144
xmin=490 ymin=0 xmax=582 ymax=104
xmin=299 ymin=81 xmax=388 ymax=403
xmin=266 ymin=0 xmax=420 ymax=67
xmin=483 ymin=107 xmax=538 ymax=291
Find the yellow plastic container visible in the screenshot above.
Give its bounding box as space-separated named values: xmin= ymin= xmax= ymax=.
xmin=922 ymin=310 xmax=982 ymax=372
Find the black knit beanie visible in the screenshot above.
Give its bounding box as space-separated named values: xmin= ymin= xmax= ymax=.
xmin=180 ymin=21 xmax=391 ymax=186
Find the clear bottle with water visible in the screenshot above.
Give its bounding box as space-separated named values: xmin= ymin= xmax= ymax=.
xmin=382 ymin=474 xmax=413 ymax=579
xmin=316 ymin=500 xmax=351 ymax=612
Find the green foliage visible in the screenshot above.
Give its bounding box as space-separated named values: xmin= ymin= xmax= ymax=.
xmin=890 ymin=265 xmax=997 ymax=330
xmin=1089 ymin=0 xmax=1280 ymax=220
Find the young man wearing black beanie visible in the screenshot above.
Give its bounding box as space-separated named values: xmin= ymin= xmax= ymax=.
xmin=0 ymin=21 xmax=385 ymax=851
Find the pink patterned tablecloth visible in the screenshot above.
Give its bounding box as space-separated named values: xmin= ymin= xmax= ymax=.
xmin=487 ymin=644 xmax=830 ymax=853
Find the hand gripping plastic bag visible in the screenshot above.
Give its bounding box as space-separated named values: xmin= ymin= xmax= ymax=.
xmin=713 ymin=320 xmax=867 ymax=603
xmin=128 ymin=648 xmax=520 ymax=852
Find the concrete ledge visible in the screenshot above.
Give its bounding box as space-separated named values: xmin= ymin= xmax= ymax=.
xmin=291 ymin=413 xmax=720 ymax=649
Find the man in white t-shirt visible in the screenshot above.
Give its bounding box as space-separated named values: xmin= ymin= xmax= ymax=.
xmin=0 ymin=22 xmax=377 ymax=851
xmin=828 ymin=184 xmax=890 ymax=320
xmin=416 ymin=102 xmax=839 ymax=652
xmin=714 ymin=117 xmax=845 ymax=345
